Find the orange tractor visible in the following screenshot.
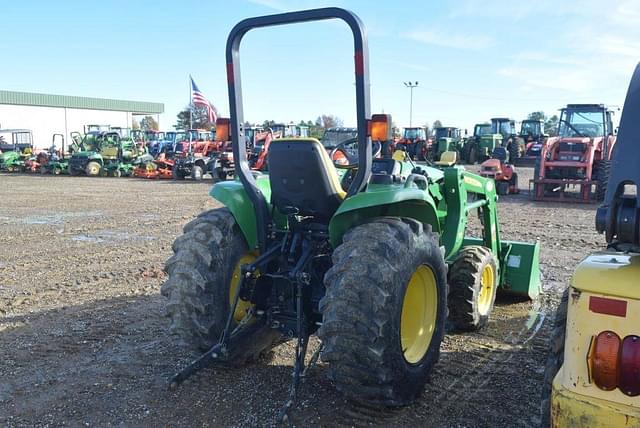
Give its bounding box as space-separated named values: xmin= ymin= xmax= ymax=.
xmin=134 ymin=131 xmax=192 ymax=179
xmin=532 ymin=104 xmax=616 ymax=202
xmin=211 ymin=119 xmax=282 ymax=180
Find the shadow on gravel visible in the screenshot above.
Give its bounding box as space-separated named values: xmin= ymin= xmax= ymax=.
xmin=496 ymin=193 xmax=598 ymax=211
xmin=0 ymin=293 xmax=550 ymax=427
xmin=0 ymin=295 xmax=387 ymax=426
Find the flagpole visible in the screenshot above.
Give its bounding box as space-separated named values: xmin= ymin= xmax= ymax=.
xmin=188 ymin=75 xmax=193 ymax=132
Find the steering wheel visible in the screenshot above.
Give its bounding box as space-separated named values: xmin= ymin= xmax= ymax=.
xmin=329 ymin=138 xmax=382 ymax=168
xmin=560 ymin=119 xmax=585 ymax=137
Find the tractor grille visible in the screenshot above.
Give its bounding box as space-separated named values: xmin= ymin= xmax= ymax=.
xmin=69 ymin=157 xmax=88 ymax=170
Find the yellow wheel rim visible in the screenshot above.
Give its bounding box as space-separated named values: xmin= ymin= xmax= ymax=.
xmin=477 ymin=264 xmax=495 ymax=316
xmin=401 ymin=265 xmax=438 ymax=364
xmin=228 ymin=253 xmax=257 ymax=323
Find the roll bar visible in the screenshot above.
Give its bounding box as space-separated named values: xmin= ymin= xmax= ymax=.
xmin=225 ymin=7 xmax=372 ymax=251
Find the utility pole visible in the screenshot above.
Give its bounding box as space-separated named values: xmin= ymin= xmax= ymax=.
xmin=404 ymin=81 xmax=419 ymax=127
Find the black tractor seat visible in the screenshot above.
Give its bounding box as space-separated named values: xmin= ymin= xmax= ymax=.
xmin=492 ymin=147 xmax=509 ymax=163
xmin=268 ymin=138 xmax=346 ymax=221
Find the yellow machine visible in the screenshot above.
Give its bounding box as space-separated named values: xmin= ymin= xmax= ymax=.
xmin=542 ymin=64 xmax=640 ymax=427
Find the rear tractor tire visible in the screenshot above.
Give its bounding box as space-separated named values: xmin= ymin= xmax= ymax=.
xmin=540 ymin=288 xmax=568 ymax=427
xmin=319 ymin=218 xmax=448 ymax=406
xmin=161 ymin=208 xmax=280 ymax=359
xmin=447 ymin=246 xmax=498 ymax=332
xmin=216 ymin=169 xmax=228 ymax=181
xmin=496 ymin=181 xmax=510 ymax=196
xmin=593 ymin=159 xmax=611 ymax=201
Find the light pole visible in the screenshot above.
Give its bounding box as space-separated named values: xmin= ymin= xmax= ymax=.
xmin=404 ymin=81 xmax=418 ymax=127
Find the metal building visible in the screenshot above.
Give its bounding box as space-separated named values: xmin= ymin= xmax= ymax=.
xmin=0 ymin=90 xmax=164 ymax=149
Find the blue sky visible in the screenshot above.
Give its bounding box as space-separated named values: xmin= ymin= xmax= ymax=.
xmin=3 ymin=0 xmax=640 ymax=130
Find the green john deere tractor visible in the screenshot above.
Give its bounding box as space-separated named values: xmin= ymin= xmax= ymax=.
xmin=432 ymin=126 xmax=466 ymax=163
xmin=162 ymin=7 xmax=541 ymax=417
xmin=491 ymin=117 xmax=525 ymax=162
xmin=464 ymin=123 xmax=492 ymax=164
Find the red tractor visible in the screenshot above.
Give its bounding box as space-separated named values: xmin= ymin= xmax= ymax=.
xmin=396 ymin=127 xmax=428 ymax=160
xmin=479 ymin=147 xmax=519 ymax=195
xmin=532 ymin=104 xmax=616 ymax=202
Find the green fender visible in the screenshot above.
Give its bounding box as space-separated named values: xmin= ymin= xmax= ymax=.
xmin=211 ymin=179 xmax=440 ymax=251
xmin=210 ymin=177 xmax=275 ymax=250
xmin=210 ymin=180 xmax=260 ymax=249
xmin=328 ymin=185 xmax=439 ymax=248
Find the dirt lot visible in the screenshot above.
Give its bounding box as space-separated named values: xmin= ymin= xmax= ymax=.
xmin=0 ymin=169 xmax=604 ymax=427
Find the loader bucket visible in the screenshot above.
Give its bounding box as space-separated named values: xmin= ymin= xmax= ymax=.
xmin=462 ymin=238 xmax=541 ymax=299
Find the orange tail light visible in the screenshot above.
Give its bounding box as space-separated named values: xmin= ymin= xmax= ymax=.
xmin=370 ymin=114 xmax=392 ymax=141
xmin=589 ymin=331 xmax=621 ymax=391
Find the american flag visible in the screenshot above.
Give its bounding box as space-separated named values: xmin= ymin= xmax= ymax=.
xmin=190 ymin=76 xmax=217 ymax=123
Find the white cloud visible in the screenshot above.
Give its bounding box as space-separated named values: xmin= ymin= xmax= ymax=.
xmin=498 ymin=66 xmax=592 ymax=92
xmin=512 ymin=52 xmax=582 ymax=66
xmin=497 ymin=0 xmax=640 ymax=99
xmin=247 ymin=0 xmax=287 ymax=11
xmin=403 ymin=30 xmax=493 ymax=50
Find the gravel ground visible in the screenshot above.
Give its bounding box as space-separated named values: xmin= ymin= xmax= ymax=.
xmin=0 ymin=168 xmax=604 ymax=427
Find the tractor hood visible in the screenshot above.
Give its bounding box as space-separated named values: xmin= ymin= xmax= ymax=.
xmin=71 ymin=151 xmax=99 ymax=158
xmin=0 ymin=151 xmax=20 ymax=162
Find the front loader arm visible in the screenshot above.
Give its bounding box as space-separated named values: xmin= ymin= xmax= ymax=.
xmin=440 ymin=167 xmax=501 ymax=261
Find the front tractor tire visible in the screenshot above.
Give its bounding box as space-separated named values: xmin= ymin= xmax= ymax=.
xmin=86 ymin=161 xmax=101 ymax=176
xmin=161 ymin=208 xmax=280 ymax=361
xmin=191 ymin=164 xmax=204 ymax=181
xmin=172 ymin=167 xmax=185 ymax=180
xmin=447 ymin=246 xmax=498 ymax=332
xmin=319 ymin=218 xmax=448 ymax=406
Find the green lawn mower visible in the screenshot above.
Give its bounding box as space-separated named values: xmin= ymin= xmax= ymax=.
xmin=0 ymin=129 xmax=34 ymax=172
xmin=40 ymin=134 xmax=70 ymax=175
xmin=68 ymin=131 xmax=106 ymax=176
xmin=162 ymin=7 xmax=541 ymax=419
xmin=101 ymin=135 xmax=145 ymax=177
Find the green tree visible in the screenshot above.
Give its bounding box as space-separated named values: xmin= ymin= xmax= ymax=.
xmin=315 ymin=114 xmax=343 ymax=129
xmin=262 ymin=120 xmax=276 ymax=129
xmin=175 ymin=106 xmax=213 ymax=130
xmin=140 ymin=115 xmax=159 ymax=131
xmin=432 ymin=120 xmax=442 ymax=129
xmin=527 ymin=111 xmax=546 ymax=121
xmin=545 ymin=114 xmax=559 ymax=136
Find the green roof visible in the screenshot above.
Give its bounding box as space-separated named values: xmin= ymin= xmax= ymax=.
xmin=0 ymin=90 xmax=164 ymax=114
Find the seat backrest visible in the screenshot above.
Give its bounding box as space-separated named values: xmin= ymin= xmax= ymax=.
xmin=438 ymin=151 xmax=458 ymax=164
xmin=268 ymin=138 xmax=346 ymax=220
xmin=441 ymin=151 xmax=457 ymax=163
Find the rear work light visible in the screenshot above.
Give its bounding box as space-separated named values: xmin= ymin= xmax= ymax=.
xmin=588 ymin=331 xmax=640 ymax=396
